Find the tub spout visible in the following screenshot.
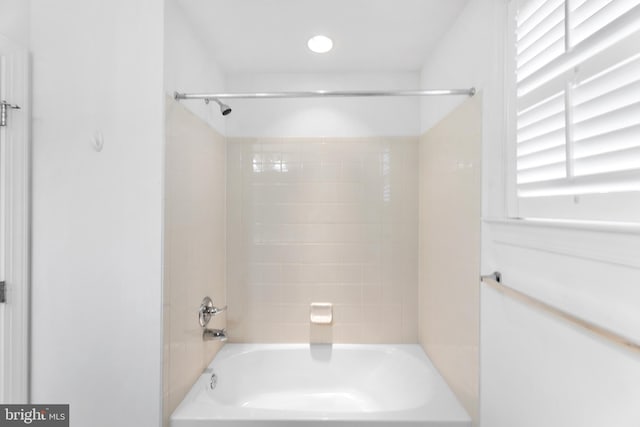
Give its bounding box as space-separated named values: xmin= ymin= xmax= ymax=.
xmin=203 ymin=328 xmax=227 ymax=342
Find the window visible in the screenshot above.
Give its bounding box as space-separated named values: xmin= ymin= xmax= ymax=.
xmin=512 ymin=0 xmax=640 ymax=222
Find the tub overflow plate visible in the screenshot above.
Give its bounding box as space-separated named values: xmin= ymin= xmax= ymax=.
xmin=210 ymin=373 xmax=218 ymax=390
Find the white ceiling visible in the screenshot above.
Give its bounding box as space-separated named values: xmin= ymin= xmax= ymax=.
xmin=176 ymin=0 xmax=470 ymax=73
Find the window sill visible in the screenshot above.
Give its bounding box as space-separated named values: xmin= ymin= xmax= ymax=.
xmin=485 ymin=217 xmax=640 ymax=235
xmin=484 ymin=217 xmax=640 ymax=269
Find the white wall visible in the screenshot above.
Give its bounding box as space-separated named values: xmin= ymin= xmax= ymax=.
xmin=30 ymin=2 xmax=164 ymax=427
xmin=0 ymin=0 xmax=29 ymax=46
xmin=482 ymin=285 xmax=640 ymax=427
xmin=225 ymin=72 xmax=420 ymax=138
xmin=419 ymin=1 xmax=640 ymax=426
xmin=164 ymin=0 xmax=227 ymax=135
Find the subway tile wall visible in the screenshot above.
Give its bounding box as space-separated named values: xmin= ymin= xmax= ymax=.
xmin=227 ymin=137 xmax=418 ymax=343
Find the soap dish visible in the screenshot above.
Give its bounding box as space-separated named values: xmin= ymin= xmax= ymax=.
xmin=310 ymin=302 xmax=333 ymax=325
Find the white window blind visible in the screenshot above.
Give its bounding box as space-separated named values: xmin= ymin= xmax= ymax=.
xmin=514 ymin=0 xmax=640 ymax=222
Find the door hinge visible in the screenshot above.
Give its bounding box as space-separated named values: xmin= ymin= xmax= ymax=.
xmin=0 ymin=281 xmax=5 ymax=303
xmin=0 ymin=100 xmax=21 ymax=127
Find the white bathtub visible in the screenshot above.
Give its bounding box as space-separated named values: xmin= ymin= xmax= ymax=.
xmin=170 ymin=344 xmax=471 ymax=427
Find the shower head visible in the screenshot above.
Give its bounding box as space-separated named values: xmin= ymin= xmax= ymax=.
xmin=205 ymin=98 xmax=232 ymax=116
xmin=217 ymin=101 xmax=232 ymax=116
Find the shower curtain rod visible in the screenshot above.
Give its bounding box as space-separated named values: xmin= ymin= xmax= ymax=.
xmin=174 ymin=88 xmax=476 ymax=100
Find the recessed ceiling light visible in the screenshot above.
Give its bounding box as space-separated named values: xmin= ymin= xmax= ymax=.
xmin=308 ymin=35 xmax=333 ymax=54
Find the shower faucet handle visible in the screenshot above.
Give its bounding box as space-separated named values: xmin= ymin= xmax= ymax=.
xmin=198 ymin=296 xmax=227 ymax=328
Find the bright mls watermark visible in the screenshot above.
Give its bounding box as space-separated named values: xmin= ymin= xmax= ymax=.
xmin=0 ymin=405 xmax=69 ymax=426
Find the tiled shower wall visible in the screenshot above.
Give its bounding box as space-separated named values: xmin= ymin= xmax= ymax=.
xmin=163 ymin=100 xmax=227 ymax=425
xmin=419 ymin=95 xmax=481 ymax=424
xmin=227 ymin=137 xmax=418 ymax=343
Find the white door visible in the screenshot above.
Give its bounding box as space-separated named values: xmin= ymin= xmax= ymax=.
xmin=0 ymin=33 xmax=30 ymax=404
